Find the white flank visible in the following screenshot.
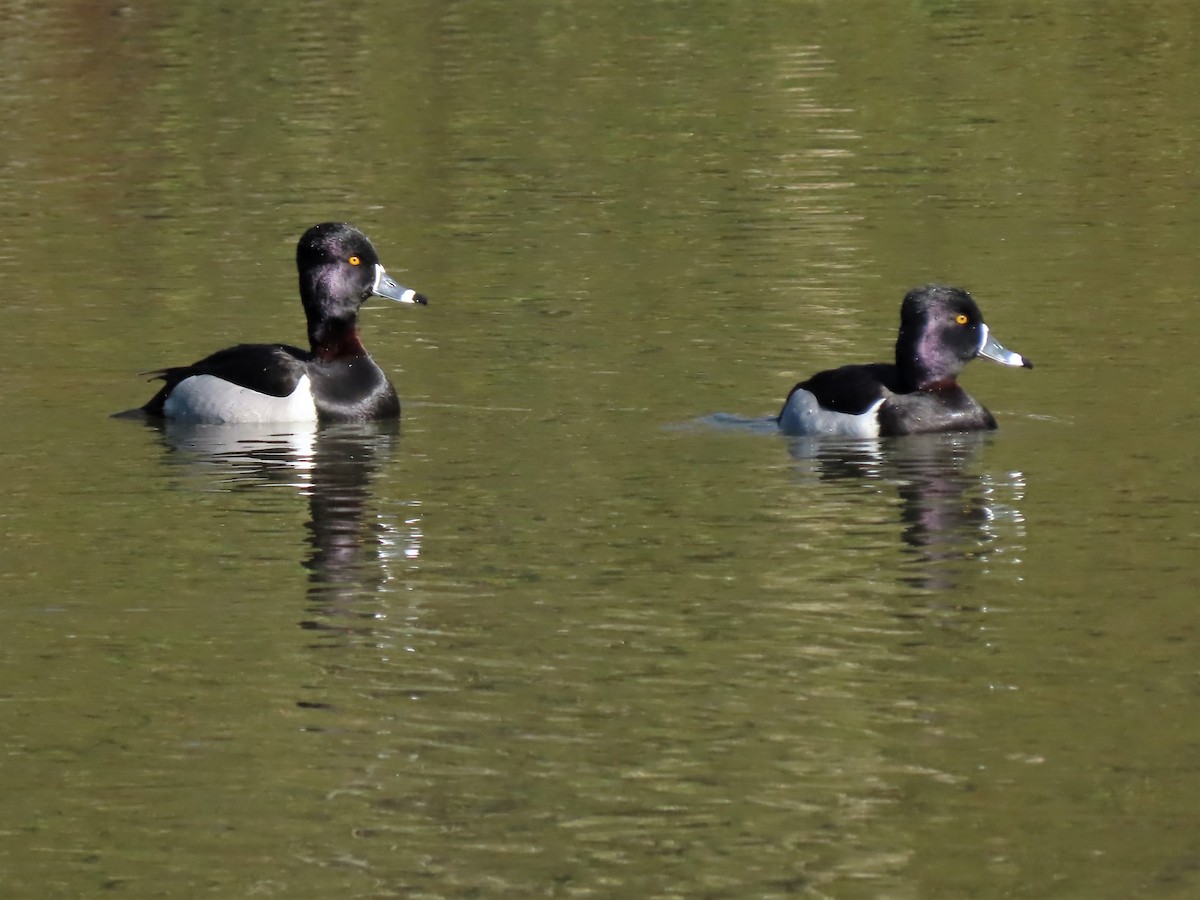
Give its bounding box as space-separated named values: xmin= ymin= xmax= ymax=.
xmin=778 ymin=388 xmax=884 ymax=438
xmin=162 ymin=374 xmax=318 ymax=424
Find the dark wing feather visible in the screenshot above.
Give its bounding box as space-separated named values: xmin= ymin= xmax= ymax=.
xmin=141 ymin=344 xmax=310 ymax=416
xmin=786 ymin=363 xmax=896 ymax=416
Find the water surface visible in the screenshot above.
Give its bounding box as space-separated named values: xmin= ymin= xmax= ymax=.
xmin=2 ymin=2 xmax=1199 ymax=897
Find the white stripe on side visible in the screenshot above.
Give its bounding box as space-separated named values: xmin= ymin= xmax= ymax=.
xmin=778 ymin=388 xmax=883 ymax=438
xmin=162 ymin=374 xmax=318 ymax=424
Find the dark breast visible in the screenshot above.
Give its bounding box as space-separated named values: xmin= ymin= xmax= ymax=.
xmin=308 ymin=355 xmax=400 ymax=422
xmin=878 ymin=383 xmax=997 ymax=435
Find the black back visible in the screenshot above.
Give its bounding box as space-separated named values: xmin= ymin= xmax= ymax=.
xmin=141 ymin=344 xmax=309 ymax=416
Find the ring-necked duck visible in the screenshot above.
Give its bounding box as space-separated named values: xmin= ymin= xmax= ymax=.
xmin=138 ymin=223 xmax=426 ymax=423
xmin=777 ymin=285 xmax=1032 ymax=437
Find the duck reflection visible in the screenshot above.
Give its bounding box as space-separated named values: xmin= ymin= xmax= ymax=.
xmin=786 ymin=432 xmax=1026 ymax=590
xmin=151 ymin=419 xmax=419 ymax=614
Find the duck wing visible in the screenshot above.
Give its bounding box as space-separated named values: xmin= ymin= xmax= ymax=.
xmin=141 ymin=344 xmax=310 ymax=415
xmin=786 ymin=363 xmax=896 ymax=416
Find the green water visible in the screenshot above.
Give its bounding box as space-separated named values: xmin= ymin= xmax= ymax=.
xmin=2 ymin=2 xmax=1199 ymax=897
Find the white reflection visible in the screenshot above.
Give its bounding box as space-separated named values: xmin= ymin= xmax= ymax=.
xmin=782 ymin=431 xmax=1029 ymax=590
xmin=145 ymin=419 xmax=423 ymax=601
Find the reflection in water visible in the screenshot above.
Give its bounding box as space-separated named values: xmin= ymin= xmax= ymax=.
xmin=152 ymin=419 xmax=419 ymax=616
xmin=787 ymin=431 xmax=1026 ymax=590
xmin=157 ymin=420 xmax=321 ymax=489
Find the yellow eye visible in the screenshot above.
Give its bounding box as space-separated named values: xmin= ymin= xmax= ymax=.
xmin=348 ymin=255 xmax=361 ymax=266
xmin=955 ymin=314 xmax=969 ymax=325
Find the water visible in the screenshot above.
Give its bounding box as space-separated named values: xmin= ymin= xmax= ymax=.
xmin=2 ymin=2 xmax=1199 ymax=897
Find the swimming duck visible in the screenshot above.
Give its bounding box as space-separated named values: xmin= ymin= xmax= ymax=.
xmin=777 ymin=285 xmax=1031 ymax=437
xmin=139 ymin=223 xmax=426 ymax=423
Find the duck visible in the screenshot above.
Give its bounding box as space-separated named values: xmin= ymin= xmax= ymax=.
xmin=138 ymin=223 xmax=426 ymax=424
xmin=777 ymin=284 xmax=1031 ymax=437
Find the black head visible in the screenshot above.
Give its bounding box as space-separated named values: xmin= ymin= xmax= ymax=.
xmin=894 ymin=285 xmax=1031 ymax=390
xmin=295 ymin=223 xmax=426 ymax=351
xmin=297 ymin=223 xmax=385 ymax=321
